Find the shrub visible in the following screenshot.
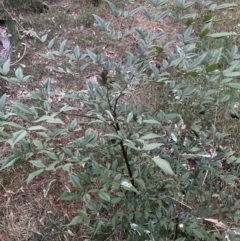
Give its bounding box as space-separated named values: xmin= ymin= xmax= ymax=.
xmin=1 ymin=0 xmax=240 ymax=240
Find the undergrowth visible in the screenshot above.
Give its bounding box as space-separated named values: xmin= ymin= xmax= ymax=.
xmin=1 ymin=0 xmax=240 ymax=240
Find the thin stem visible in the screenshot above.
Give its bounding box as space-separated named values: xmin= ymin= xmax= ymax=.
xmin=106 ymin=84 xmax=135 ymax=186
xmin=116 ymin=122 xmax=134 ymax=186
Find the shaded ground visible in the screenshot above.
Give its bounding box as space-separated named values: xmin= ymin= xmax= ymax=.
xmin=0 ymin=1 xmax=179 ymax=240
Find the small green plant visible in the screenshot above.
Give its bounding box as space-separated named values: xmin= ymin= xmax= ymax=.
xmin=1 ymin=0 xmax=240 ymax=240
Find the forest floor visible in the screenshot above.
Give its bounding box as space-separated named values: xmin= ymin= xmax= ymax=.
xmin=0 ymin=1 xmax=178 ymax=240
xmin=0 ymin=0 xmax=240 ymax=240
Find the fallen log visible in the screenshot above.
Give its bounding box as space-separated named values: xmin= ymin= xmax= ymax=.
xmin=0 ymin=28 xmax=11 ymax=64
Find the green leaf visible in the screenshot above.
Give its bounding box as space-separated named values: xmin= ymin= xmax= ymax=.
xmin=152 ymin=157 xmax=174 ymax=175
xmin=69 ymin=210 xmax=90 ymax=226
xmin=31 ymin=30 xmax=40 ymax=39
xmin=223 ymin=72 xmax=240 ymax=77
xmin=206 ymin=63 xmax=218 ymax=72
xmin=182 ymin=87 xmax=195 ymax=98
xmin=93 ymin=14 xmax=110 ymax=31
xmin=70 ymin=175 xmax=83 ymax=190
xmin=142 ymin=143 xmax=163 ymax=151
xmin=191 ymin=124 xmax=200 ymax=136
xmin=58 ymin=192 xmax=80 ymax=201
xmin=29 ymin=160 xmax=46 ymax=168
xmin=28 ymin=125 xmax=47 ymax=131
xmin=99 ymin=191 xmax=111 ymax=202
xmin=126 ymin=112 xmax=133 ymax=123
xmin=226 ymin=83 xmax=240 ymax=89
xmin=214 ymin=3 xmax=237 ymax=10
xmin=155 ymin=46 xmax=164 ymax=54
xmin=0 ymin=94 xmax=6 ymax=111
xmin=41 ymin=34 xmax=48 ymax=42
xmin=98 ymin=70 xmax=108 ymax=86
xmin=47 ymin=37 xmax=55 ymax=49
xmin=59 ymin=40 xmax=67 ymax=53
xmin=203 ymin=13 xmax=214 ymax=23
xmin=190 ymin=52 xmax=208 ymax=68
xmin=104 ymin=133 xmax=122 ymax=140
xmin=123 ymin=142 xmax=139 ymax=151
xmin=61 ymin=163 xmax=73 ymax=172
xmin=2 ymin=122 xmax=24 ymax=129
xmin=140 ymin=133 xmax=161 ymax=140
xmin=12 ymin=130 xmax=27 ymax=147
xmin=134 ymin=28 xmax=147 ymax=41
xmin=186 ymin=17 xmax=194 ymax=26
xmin=33 ymin=140 xmax=44 ymax=150
xmin=143 ymin=119 xmax=161 ymax=124
xmin=169 ymin=57 xmax=183 ymax=67
xmin=87 ymin=49 xmax=97 ymax=62
xmin=93 ymin=220 xmax=102 ymax=236
xmin=38 ymin=52 xmax=55 ymax=60
xmin=44 ymin=161 xmax=58 ymax=172
xmin=223 ymin=61 xmax=240 ymax=75
xmin=83 ymin=193 xmax=91 ymax=203
xmin=200 ymin=28 xmax=210 ymax=38
xmin=207 ymin=32 xmax=237 ymax=38
xmin=43 ymin=78 xmax=52 ymax=93
xmin=68 ymin=215 xmax=83 ymax=226
xmin=192 ymin=229 xmax=205 ymax=238
xmin=74 ymin=45 xmax=81 ymax=59
xmin=79 ymin=63 xmax=88 ymax=71
xmin=147 ymin=0 xmax=168 ymax=7
xmin=60 ymin=106 xmax=78 ymax=112
xmin=106 ymin=0 xmax=121 ymax=17
xmin=142 ymin=7 xmax=152 ymax=20
xmin=0 ymin=155 xmax=21 ymax=170
xmin=15 ymin=67 xmax=24 ymax=80
xmin=135 ymin=178 xmax=146 ymax=190
xmin=14 ymin=102 xmax=33 ymax=115
xmin=27 ymin=169 xmax=44 ymax=183
xmin=39 ymin=150 xmax=59 ymax=161
xmin=111 ymin=197 xmax=122 ymax=204
xmin=185 ymin=71 xmax=199 ymax=77
xmin=219 ymin=95 xmax=230 ymax=103
xmin=154 ymin=10 xmax=171 ymax=21
xmin=114 ymin=173 xmax=122 ymax=181
xmin=212 ymin=48 xmax=222 ymax=64
xmin=129 ymin=7 xmax=142 ymax=17
xmin=85 ymin=129 xmax=98 ymax=143
xmin=2 ymin=59 xmax=10 ymax=75
xmin=105 ymin=110 xmax=115 ymax=121
xmin=34 ymin=115 xmax=64 ymax=124
xmin=183 ymin=25 xmax=193 ymax=40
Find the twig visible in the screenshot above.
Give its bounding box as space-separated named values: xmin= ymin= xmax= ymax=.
xmin=202 ymin=170 xmax=208 ymax=186
xmin=11 ymin=42 xmax=27 ymax=65
xmin=168 ymin=196 xmax=193 ymax=210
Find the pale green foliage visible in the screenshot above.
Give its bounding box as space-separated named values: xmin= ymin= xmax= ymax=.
xmin=1 ymin=0 xmax=240 ymax=240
